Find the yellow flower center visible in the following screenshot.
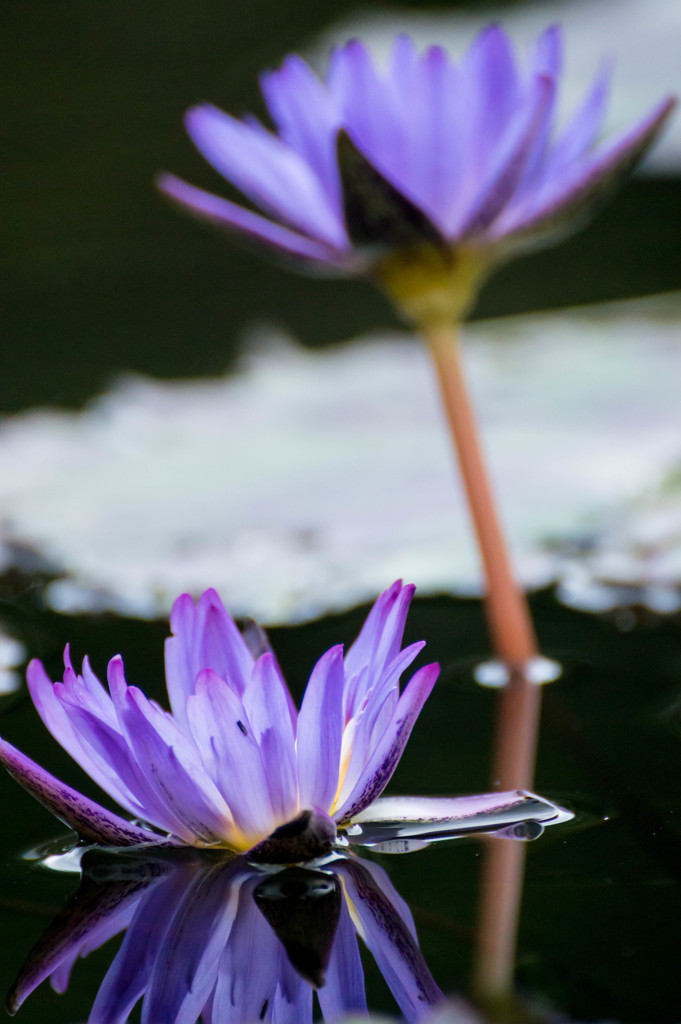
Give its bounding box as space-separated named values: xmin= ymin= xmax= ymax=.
xmin=373 ymin=242 xmax=490 ymax=329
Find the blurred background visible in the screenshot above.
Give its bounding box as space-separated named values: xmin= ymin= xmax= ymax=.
xmin=4 ymin=0 xmax=681 ymax=412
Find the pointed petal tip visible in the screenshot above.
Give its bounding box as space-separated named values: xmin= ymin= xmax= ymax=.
xmin=26 ymin=656 xmax=46 ymax=679
xmin=254 ymin=649 xmax=275 ymax=671
xmin=321 ymin=643 xmax=345 ymax=664
xmin=155 ymin=170 xmax=188 ymax=200
xmin=26 ymin=658 xmax=52 ymax=697
xmin=656 ymin=93 xmax=678 ymax=124
xmin=415 ymin=661 xmax=440 ymax=688
xmin=183 ymin=101 xmax=223 ymax=132
xmin=194 ymin=666 xmax=223 ymax=691
xmin=106 ymin=654 xmax=127 ymax=694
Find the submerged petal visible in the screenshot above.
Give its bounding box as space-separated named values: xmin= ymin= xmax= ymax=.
xmin=347 ymin=790 xmax=573 ymax=848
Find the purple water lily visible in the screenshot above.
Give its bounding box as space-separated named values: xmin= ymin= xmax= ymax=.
xmin=0 ymin=581 xmax=440 ymax=856
xmin=158 ymin=26 xmax=674 ymax=280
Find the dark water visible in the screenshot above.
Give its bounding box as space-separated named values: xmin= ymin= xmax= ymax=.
xmin=2 ymin=588 xmax=681 ymax=1021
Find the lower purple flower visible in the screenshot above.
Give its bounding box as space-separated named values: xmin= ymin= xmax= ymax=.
xmin=1 ymin=581 xmax=439 ymax=855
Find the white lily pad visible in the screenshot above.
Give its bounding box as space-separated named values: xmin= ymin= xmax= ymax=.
xmin=0 ymin=294 xmax=680 ymax=623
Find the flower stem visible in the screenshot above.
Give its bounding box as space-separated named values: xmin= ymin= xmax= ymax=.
xmin=420 ymin=320 xmax=542 ymax=1005
xmin=421 ymin=322 xmax=538 ymax=669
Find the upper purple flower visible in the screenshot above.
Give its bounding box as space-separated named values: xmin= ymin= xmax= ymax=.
xmin=1 ymin=581 xmax=438 ymax=855
xmin=157 ymin=27 xmax=675 ymax=274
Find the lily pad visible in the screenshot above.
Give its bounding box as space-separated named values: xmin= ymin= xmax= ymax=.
xmin=0 ymin=294 xmax=680 ymax=623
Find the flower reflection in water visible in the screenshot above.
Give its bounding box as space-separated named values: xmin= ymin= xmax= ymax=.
xmin=7 ymin=794 xmax=571 ymax=1024
xmin=9 ymin=848 xmax=444 ymax=1024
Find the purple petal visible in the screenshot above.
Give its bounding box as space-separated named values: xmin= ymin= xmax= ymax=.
xmin=343 ymin=581 xmax=415 ymax=704
xmin=0 ymin=737 xmax=176 ymax=847
xmin=338 ymin=649 xmax=430 ymax=815
xmin=375 ymin=37 xmax=446 ymax=223
xmin=241 ymin=621 xmax=299 ymax=730
xmin=493 ymin=95 xmax=677 ymax=245
xmin=317 ymin=899 xmax=367 ymax=1022
xmin=164 ymin=588 xmax=256 ymax=726
xmin=336 ymin=857 xmax=442 ymax=1019
xmin=530 ymin=23 xmax=563 ymax=78
xmin=329 ymin=40 xmax=403 ymax=186
xmin=186 ymin=668 xmax=278 ymax=842
xmin=158 ymin=174 xmax=344 ymax=265
xmin=297 ymin=645 xmax=345 ymax=812
xmin=547 ymin=64 xmax=612 ymax=172
xmin=26 ymin=659 xmax=144 ymax=816
xmin=193 ymin=589 xmax=256 ymax=693
xmin=48 ymin=658 xmax=185 ymax=835
xmin=242 ymin=654 xmax=299 ymax=822
xmin=116 ymin=683 xmax=233 ymax=845
xmin=334 ymin=687 xmax=396 ymax=812
xmin=458 ymin=72 xmax=556 ymax=237
xmin=391 ymin=42 xmax=463 ymax=225
xmin=333 ymin=663 xmax=439 ymax=823
xmin=260 ymin=54 xmax=342 ymax=210
xmin=344 ymin=640 xmax=425 ymax=753
xmin=164 ymin=590 xmax=197 ymax=725
xmin=515 ymin=26 xmax=563 ymax=188
xmin=183 ymin=104 xmax=347 ymax=247
xmin=460 ymin=25 xmax=520 ymax=168
xmin=142 ymin=860 xmax=246 ymax=1024
xmin=75 ymin=652 xmax=119 ymax=724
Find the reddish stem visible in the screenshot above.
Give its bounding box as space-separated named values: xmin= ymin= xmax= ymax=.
xmin=422 ymin=322 xmax=542 ymax=1004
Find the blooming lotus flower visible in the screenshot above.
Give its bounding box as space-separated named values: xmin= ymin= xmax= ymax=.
xmin=0 ymin=582 xmax=441 ymax=856
xmin=158 ymin=26 xmax=675 ymax=324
